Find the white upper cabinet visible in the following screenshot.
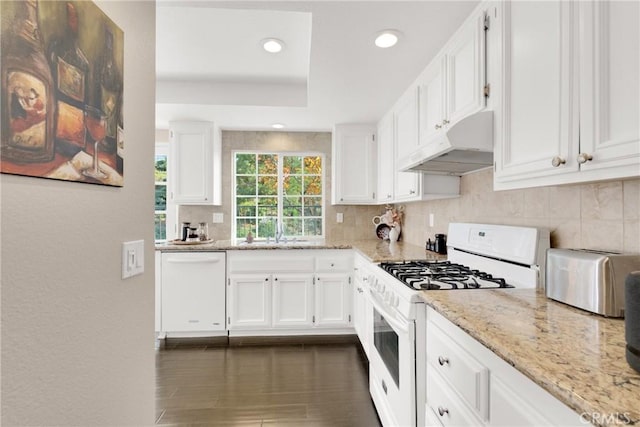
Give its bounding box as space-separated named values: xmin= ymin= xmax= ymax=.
xmin=418 ymin=56 xmax=447 ymax=148
xmin=494 ymin=0 xmax=639 ymax=190
xmin=407 ymin=8 xmax=487 ymax=169
xmin=376 ymin=91 xmax=460 ymax=204
xmin=494 ymin=1 xmax=578 ymax=186
xmin=446 ymin=10 xmax=487 ymax=127
xmin=169 ymin=121 xmax=222 ymax=205
xmin=395 ymin=87 xmax=420 ymax=161
xmin=332 ymin=124 xmax=377 ymax=204
xmin=578 ymin=0 xmax=640 ymax=176
xmin=376 ymin=112 xmax=395 ymax=204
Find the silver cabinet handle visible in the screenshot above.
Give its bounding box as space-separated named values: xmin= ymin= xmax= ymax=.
xmin=551 ymin=156 xmax=566 ymax=167
xmin=435 ymin=124 xmax=442 ymax=130
xmin=438 ymin=407 xmax=449 ymax=417
xmin=438 ymin=356 xmax=449 ymax=366
xmin=409 ymin=189 xmax=416 ymax=194
xmin=443 ymin=119 xmax=450 ymax=125
xmin=577 ymin=153 xmax=593 ymax=164
xmin=387 ymin=194 xmax=392 ymax=199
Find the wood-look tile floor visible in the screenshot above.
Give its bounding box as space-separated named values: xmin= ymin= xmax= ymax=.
xmin=155 ymin=341 xmax=382 ymax=426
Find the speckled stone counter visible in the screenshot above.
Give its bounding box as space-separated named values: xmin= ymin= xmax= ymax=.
xmin=420 ymin=289 xmax=640 ymax=427
xmin=156 ymin=238 xmax=444 ymax=262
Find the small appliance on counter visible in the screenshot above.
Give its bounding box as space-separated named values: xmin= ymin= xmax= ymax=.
xmin=425 ymin=233 xmax=447 ymax=254
xmin=626 ymin=272 xmax=640 ymax=373
xmin=546 ymin=249 xmax=640 ymax=317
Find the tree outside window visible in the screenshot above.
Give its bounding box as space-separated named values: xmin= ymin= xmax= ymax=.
xmin=234 ymin=152 xmax=324 ymax=239
xmin=155 ymin=145 xmax=168 ymax=241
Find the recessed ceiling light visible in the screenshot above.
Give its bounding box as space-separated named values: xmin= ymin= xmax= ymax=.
xmin=375 ymin=30 xmax=401 ymax=48
xmin=262 ymin=38 xmax=285 ymax=53
xmin=272 ymin=123 xmax=285 ymax=129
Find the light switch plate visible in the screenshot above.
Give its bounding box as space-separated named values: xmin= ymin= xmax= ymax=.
xmin=122 ymin=240 xmax=144 ymax=279
xmin=212 ymin=213 xmax=224 ymax=223
xmin=429 ymin=213 xmax=435 ymax=227
xmin=336 ymin=213 xmax=344 ymax=223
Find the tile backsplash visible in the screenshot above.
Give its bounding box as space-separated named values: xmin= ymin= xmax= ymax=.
xmin=402 ymin=168 xmax=640 ymax=254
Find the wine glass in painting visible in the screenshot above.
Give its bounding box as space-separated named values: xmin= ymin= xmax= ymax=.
xmin=83 ymin=105 xmax=107 ymax=180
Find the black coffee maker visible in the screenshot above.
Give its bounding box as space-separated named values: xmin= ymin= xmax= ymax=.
xmin=434 ymin=234 xmax=447 ymax=254
xmin=426 ymin=234 xmax=447 ymax=254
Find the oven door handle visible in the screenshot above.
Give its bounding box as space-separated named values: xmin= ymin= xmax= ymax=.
xmin=369 ymin=289 xmax=411 ymax=334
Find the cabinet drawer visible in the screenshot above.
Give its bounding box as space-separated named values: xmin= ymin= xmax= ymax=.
xmin=427 ymin=321 xmax=489 ymax=421
xmin=316 ymin=255 xmax=353 ymax=272
xmin=427 ymin=368 xmax=485 ymax=427
xmin=228 ymin=252 xmax=315 ymax=273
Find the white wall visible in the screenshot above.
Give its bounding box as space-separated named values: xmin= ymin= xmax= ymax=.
xmin=0 ymin=2 xmax=156 ymax=425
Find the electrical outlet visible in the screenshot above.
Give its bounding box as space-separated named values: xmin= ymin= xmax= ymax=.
xmin=429 ymin=213 xmax=435 ymax=227
xmin=336 ymin=213 xmax=344 ymax=223
xmin=212 ymin=213 xmax=224 ymax=223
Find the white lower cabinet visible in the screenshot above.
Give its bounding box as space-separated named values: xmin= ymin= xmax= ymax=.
xmin=160 ymin=252 xmax=226 ymax=334
xmin=272 ymin=274 xmax=314 ymax=328
xmin=425 ymin=307 xmax=583 ymax=427
xmin=228 ymin=274 xmax=271 ymax=329
xmin=227 ymin=250 xmax=353 ymax=335
xmin=315 ymin=273 xmax=351 ymax=328
xmin=352 ymin=253 xmax=372 ymax=357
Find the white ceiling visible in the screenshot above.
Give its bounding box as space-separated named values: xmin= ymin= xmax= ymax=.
xmin=155 ymin=1 xmax=479 ymax=131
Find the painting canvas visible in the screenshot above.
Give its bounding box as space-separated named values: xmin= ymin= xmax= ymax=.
xmin=0 ymin=0 xmax=124 ymax=187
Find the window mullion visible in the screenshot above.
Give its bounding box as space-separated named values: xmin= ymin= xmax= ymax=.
xmin=277 ymin=155 xmax=284 ymax=223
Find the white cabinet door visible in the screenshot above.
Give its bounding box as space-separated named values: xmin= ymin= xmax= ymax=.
xmin=169 ymin=121 xmax=221 ymax=205
xmin=446 ymin=11 xmax=486 ymax=127
xmin=228 ymin=274 xmax=271 ymax=330
xmin=332 ymin=124 xmax=377 ymax=204
xmin=377 ymin=112 xmax=395 ymax=204
xmin=314 ymin=273 xmax=351 ymax=328
xmin=272 ymin=273 xmax=314 ymax=328
xmin=494 ymin=1 xmax=579 ymax=184
xmin=352 ymin=267 xmax=367 ymax=351
xmin=419 ymin=56 xmax=447 ymax=148
xmin=394 ymin=87 xmax=420 ymax=161
xmin=394 ymin=170 xmax=421 ymax=202
xmin=155 ymin=251 xmax=162 ymax=333
xmin=578 ymin=0 xmax=640 ymax=175
xmin=161 ymin=252 xmax=226 ymax=332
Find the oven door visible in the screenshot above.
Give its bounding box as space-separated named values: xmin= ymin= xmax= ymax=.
xmin=368 ymin=289 xmax=416 ymax=427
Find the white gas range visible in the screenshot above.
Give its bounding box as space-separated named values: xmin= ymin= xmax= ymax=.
xmin=367 ymin=223 xmax=550 ymax=427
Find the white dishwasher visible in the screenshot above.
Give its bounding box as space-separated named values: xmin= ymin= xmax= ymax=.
xmin=160 ymin=251 xmax=226 ymax=335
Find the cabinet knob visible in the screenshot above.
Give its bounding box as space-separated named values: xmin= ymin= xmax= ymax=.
xmin=443 ymin=119 xmax=450 ymax=125
xmin=438 ymin=356 xmax=450 ymax=366
xmin=438 ymin=406 xmax=449 ymax=417
xmin=274 ymin=277 xmax=278 ymax=281
xmin=577 ymin=153 xmax=593 ymax=164
xmin=551 ymin=156 xmax=566 ymax=167
xmin=409 ymin=189 xmax=416 ymax=194
xmin=435 ymin=124 xmax=442 ymax=130
xmin=387 ymin=194 xmax=392 ymax=199
xmin=265 ymin=278 xmax=269 ymax=281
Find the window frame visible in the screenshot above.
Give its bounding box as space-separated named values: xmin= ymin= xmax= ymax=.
xmin=155 ymin=142 xmax=177 ymax=243
xmin=232 ymin=150 xmax=326 ymax=240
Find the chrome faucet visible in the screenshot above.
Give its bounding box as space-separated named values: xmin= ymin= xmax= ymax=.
xmin=275 ymin=218 xmax=284 ymax=243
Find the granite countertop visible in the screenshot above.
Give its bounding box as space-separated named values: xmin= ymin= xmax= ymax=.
xmin=156 ymin=238 xmax=445 ymax=263
xmin=420 ymin=289 xmax=640 ymax=427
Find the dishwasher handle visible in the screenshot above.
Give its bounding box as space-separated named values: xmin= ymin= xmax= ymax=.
xmin=165 ymin=256 xmax=222 ymax=264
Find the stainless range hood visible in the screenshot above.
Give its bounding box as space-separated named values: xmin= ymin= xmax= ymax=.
xmin=398 ymin=110 xmax=494 ymax=175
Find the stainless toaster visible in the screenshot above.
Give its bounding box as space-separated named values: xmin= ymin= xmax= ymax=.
xmin=546 ymin=248 xmax=640 ymax=317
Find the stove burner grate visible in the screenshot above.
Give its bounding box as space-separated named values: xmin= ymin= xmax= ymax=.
xmin=380 ymin=260 xmax=514 ymax=290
